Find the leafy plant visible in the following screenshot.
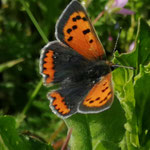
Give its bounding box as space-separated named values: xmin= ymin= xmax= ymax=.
xmin=0 ymin=0 xmax=150 ymax=149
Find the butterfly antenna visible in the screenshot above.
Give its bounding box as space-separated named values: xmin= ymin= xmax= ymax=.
xmin=113 ymin=27 xmax=122 ymax=54
xmin=112 ymin=64 xmax=135 ymax=70
xmin=111 ymin=27 xmax=135 ymax=70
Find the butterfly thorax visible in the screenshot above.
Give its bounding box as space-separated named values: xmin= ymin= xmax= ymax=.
xmin=85 ymin=60 xmax=111 ymax=83
xmin=69 ymin=59 xmax=111 ymax=86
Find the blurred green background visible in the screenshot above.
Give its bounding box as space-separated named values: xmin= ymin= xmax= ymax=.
xmin=0 ymin=0 xmax=150 ymax=149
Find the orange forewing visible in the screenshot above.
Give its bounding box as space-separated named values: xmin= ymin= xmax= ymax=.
xmin=83 ymin=73 xmax=113 ymax=107
xmin=63 ymin=11 xmax=105 ymax=60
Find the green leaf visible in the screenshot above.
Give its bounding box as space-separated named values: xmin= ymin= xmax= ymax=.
xmin=134 ymin=64 xmax=150 ymax=146
xmin=137 ymin=20 xmax=150 ymax=65
xmin=65 ymin=114 xmax=92 ymax=150
xmin=112 ymin=18 xmax=150 ymax=149
xmin=65 ymin=98 xmax=125 ymax=150
xmin=0 ymin=116 xmax=52 ymax=150
xmin=62 ymin=18 xmax=150 ymax=150
xmin=113 ymin=19 xmax=150 ymax=73
xmin=113 ymin=68 xmax=139 ymax=149
xmin=94 ymin=140 xmax=120 ymax=150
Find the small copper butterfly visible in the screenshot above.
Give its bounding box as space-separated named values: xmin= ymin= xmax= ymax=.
xmin=40 ymin=0 xmax=114 ymax=118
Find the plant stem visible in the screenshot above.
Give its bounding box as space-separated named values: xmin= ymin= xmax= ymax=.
xmin=22 ymin=79 xmax=43 ymax=115
xmin=61 ymin=128 xmax=72 ymax=150
xmin=20 ymin=0 xmax=48 ymax=44
xmin=48 ymin=121 xmax=66 ymax=144
xmin=19 ymin=0 xmax=49 ymax=116
xmin=93 ymin=11 xmax=105 ymax=25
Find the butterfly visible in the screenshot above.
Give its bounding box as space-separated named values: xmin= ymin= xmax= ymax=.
xmin=40 ymin=0 xmax=114 ymax=118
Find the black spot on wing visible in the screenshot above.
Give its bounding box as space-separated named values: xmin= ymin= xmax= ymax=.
xmin=108 ymin=91 xmax=111 ymax=96
xmin=72 ymin=25 xmax=77 ymax=30
xmin=56 ymin=0 xmax=89 ymax=44
xmin=76 ymin=15 xmax=81 ymax=20
xmin=67 ymin=28 xmax=72 ymax=34
xmin=103 ymin=97 xmax=107 ymax=101
xmin=72 ymin=17 xmax=77 ymax=22
xmin=67 ymin=36 xmax=73 ymax=41
xmin=72 ymin=15 xmax=87 ymax=23
xmin=82 ymin=17 xmax=87 ymax=21
xmin=99 ymin=97 xmax=107 ymax=104
xmin=83 ymin=29 xmax=90 ymax=35
xmin=95 ymin=97 xmax=100 ymax=100
xmin=89 ymin=100 xmax=94 ymax=103
xmin=53 ymin=104 xmax=57 ymax=107
xmin=89 ymin=39 xmax=93 ymax=43
xmin=102 ymin=87 xmax=108 ymax=92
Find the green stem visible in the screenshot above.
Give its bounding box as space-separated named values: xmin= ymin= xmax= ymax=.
xmin=22 ymin=79 xmax=43 ymax=115
xmin=19 ymin=0 xmax=48 ymax=115
xmin=20 ymin=0 xmax=48 ymax=44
